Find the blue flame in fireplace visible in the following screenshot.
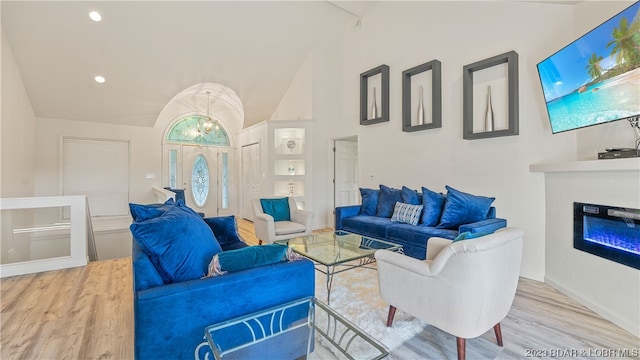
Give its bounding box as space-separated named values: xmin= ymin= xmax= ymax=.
xmin=584 ymin=217 xmax=640 ymax=255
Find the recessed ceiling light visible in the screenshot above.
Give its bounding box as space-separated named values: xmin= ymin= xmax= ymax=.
xmin=89 ymin=11 xmax=102 ymax=22
xmin=94 ymin=75 xmax=106 ymax=84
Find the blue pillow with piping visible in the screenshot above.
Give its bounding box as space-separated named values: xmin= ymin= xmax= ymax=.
xmin=401 ymin=186 xmax=422 ymax=205
xmin=203 ymin=215 xmax=247 ymax=251
xmin=437 ymin=186 xmax=495 ymax=230
xmin=260 ymin=198 xmax=291 ymax=222
xmin=130 ymin=204 xmax=222 ymax=283
xmin=359 ymin=188 xmax=379 ymax=216
xmin=421 ymin=187 xmax=447 ymax=226
xmin=376 ymin=185 xmax=403 ymax=218
xmin=129 ymin=198 xmax=176 ymax=222
xmin=453 ymin=229 xmax=497 ymax=242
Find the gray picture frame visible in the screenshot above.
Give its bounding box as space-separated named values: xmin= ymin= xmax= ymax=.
xmin=462 ymin=51 xmax=519 ymax=140
xmin=360 ymin=65 xmax=389 ymax=126
xmin=402 ymin=59 xmax=442 ymax=132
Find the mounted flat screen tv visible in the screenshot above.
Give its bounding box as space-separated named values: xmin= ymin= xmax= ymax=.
xmin=537 ymin=1 xmax=640 ymax=134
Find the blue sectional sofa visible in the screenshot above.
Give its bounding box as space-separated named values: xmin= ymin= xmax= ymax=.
xmin=130 ymin=199 xmax=315 ymax=359
xmin=335 ymin=185 xmax=507 ymax=259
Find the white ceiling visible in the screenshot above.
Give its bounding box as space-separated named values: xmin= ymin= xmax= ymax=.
xmin=1 ymin=1 xmax=356 ymax=128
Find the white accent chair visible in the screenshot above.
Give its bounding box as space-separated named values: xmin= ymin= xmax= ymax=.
xmin=375 ymin=227 xmax=524 ymax=360
xmin=251 ymin=197 xmax=313 ymax=245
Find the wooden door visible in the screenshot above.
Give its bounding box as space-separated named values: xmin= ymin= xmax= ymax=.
xmin=241 ymin=143 xmax=261 ymax=221
xmin=334 ymin=139 xmax=359 ymax=208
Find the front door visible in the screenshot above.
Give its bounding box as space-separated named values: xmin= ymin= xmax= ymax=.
xmin=182 ymin=146 xmax=219 ymax=217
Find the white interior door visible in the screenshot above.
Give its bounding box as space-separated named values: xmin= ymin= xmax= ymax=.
xmin=182 ymin=146 xmax=219 ymax=217
xmin=241 ymin=143 xmax=261 ymax=221
xmin=334 ymin=139 xmax=359 ymax=208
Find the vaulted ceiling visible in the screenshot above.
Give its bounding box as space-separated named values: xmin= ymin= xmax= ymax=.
xmin=1 ymin=1 xmax=363 ymax=128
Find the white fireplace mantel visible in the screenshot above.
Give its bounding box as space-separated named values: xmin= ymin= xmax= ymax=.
xmin=530 ymin=156 xmax=640 ymax=337
xmin=530 ymin=157 xmax=640 ymax=173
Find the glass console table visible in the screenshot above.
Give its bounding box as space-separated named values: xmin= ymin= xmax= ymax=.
xmin=205 ymin=297 xmax=388 ymax=360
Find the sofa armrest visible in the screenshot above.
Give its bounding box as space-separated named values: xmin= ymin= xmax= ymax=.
xmin=335 ymin=205 xmax=361 ymax=230
xmin=459 ymin=218 xmax=506 ymax=235
xmin=253 ymin=212 xmax=275 ymax=243
xmin=290 ymin=208 xmax=312 ymax=232
xmin=134 ymin=259 xmax=315 ymax=359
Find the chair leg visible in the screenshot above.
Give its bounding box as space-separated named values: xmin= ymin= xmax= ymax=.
xmin=386 ymin=306 xmax=396 ymax=327
xmin=493 ymin=323 xmax=503 ymax=346
xmin=456 ymin=337 xmax=466 ymax=360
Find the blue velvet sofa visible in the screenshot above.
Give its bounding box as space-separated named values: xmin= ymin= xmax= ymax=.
xmin=130 ymin=199 xmax=315 ymax=359
xmin=335 ymin=185 xmax=507 ymax=260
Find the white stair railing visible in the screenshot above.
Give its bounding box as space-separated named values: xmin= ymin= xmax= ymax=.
xmin=0 ymin=195 xmax=89 ymax=277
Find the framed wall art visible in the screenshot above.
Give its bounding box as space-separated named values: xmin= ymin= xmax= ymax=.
xmin=402 ymin=59 xmax=442 ymax=132
xmin=462 ymin=51 xmax=519 ymax=140
xmin=360 ymin=65 xmax=389 ymax=126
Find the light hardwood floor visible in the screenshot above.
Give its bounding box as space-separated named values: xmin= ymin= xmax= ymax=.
xmin=1 ymin=219 xmax=638 ymax=359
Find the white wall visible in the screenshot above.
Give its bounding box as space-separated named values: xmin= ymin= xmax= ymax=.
xmin=270 ymin=53 xmax=313 ymax=121
xmin=33 ymin=117 xmax=163 ymax=204
xmin=316 ymin=1 xmax=585 ymax=280
xmin=268 ymin=31 xmax=344 ymax=230
xmin=1 ymin=30 xmax=36 ymax=198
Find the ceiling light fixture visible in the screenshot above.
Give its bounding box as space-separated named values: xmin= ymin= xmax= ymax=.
xmin=89 ymin=11 xmax=102 ymax=22
xmin=198 ymin=91 xmax=217 ymax=134
xmin=94 ymin=75 xmax=106 ymax=83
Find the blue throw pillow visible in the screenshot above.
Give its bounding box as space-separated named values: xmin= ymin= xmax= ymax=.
xmin=260 ymin=198 xmax=291 ymax=222
xmin=437 ymin=186 xmax=495 ymax=230
xmin=421 ymin=187 xmax=447 ymax=226
xmin=377 ymin=185 xmax=403 ymax=218
xmin=453 ymin=229 xmax=496 ymax=242
xmin=129 ymin=198 xmax=176 ymax=222
xmin=391 ymin=202 xmax=423 ymax=226
xmin=203 ymin=215 xmax=247 ymax=251
xmin=359 ymin=188 xmax=379 ymax=216
xmin=130 ymin=204 xmax=222 ymax=283
xmin=218 ymin=244 xmax=289 ymax=273
xmin=401 ymin=186 xmax=422 ymax=205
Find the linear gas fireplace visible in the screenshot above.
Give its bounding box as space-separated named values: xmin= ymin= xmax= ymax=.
xmin=574 ymin=202 xmax=640 ymax=270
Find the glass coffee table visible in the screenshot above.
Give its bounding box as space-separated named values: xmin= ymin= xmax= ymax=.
xmin=205 ymin=296 xmax=388 ymax=360
xmin=276 ymin=231 xmax=403 ymax=304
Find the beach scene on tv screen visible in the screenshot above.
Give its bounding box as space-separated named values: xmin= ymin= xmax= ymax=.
xmin=537 ymin=2 xmax=640 ymax=133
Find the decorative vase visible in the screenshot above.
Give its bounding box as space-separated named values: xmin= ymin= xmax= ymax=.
xmin=288 ymin=180 xmax=295 ymax=196
xmin=370 ymin=86 xmax=378 ymax=119
xmin=287 ymin=164 xmax=296 ymax=175
xmin=485 ymin=85 xmax=495 ymax=132
xmin=417 ymin=85 xmax=425 ymax=126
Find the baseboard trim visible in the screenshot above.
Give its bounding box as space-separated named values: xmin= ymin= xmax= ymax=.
xmin=544 ymin=276 xmax=639 ymax=338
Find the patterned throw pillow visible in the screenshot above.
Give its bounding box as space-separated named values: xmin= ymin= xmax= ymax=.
xmin=390 ymin=202 xmax=424 ymax=226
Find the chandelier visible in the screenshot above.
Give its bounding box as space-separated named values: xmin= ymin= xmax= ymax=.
xmin=198 ymin=91 xmax=218 ymax=134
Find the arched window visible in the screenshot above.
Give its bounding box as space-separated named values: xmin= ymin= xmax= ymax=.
xmin=166 ymin=115 xmax=230 ymax=146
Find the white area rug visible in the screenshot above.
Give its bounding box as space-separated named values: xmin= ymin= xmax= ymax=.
xmin=314 ymin=263 xmax=427 ymax=355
